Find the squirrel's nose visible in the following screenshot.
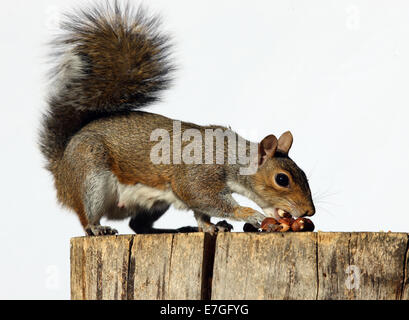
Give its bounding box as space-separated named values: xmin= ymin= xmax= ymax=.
xmin=305 ymin=202 xmax=316 ymax=217
xmin=302 ymin=208 xmax=315 ymax=217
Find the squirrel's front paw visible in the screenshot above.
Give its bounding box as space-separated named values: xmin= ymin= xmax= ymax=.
xmin=86 ymin=225 xmax=118 ymax=236
xmin=233 ymin=206 xmax=265 ymax=228
xmin=199 ymin=221 xmax=233 ymax=235
xmin=245 ymin=212 xmax=266 ymax=229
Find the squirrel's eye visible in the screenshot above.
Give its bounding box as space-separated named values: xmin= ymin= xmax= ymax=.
xmin=275 ymin=173 xmax=290 ymax=187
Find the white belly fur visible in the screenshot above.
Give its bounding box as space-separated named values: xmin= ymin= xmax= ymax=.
xmin=117 ymin=182 xmax=188 ymax=211
xmin=82 ymin=169 xmax=190 ymax=221
xmin=101 ymin=172 xmax=188 ymax=220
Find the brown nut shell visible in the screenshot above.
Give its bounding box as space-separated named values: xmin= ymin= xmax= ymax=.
xmin=261 ymin=218 xmax=279 ymax=229
xmin=278 ymin=217 xmax=295 ymax=226
xmin=276 ymin=218 xmax=293 ymax=232
xmin=278 ymin=222 xmax=291 ymax=232
xmin=291 ymin=218 xmax=315 ymax=232
xmin=260 ymin=218 xmax=281 ymax=232
xmin=279 ymin=211 xmax=292 ymax=219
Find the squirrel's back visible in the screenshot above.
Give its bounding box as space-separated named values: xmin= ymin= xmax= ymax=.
xmin=39 ymin=1 xmax=175 ymax=171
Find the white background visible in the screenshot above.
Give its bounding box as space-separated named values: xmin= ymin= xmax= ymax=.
xmin=1 ymin=0 xmax=409 ymax=299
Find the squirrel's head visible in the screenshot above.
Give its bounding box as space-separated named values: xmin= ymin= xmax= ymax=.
xmin=252 ymin=132 xmax=315 ymax=219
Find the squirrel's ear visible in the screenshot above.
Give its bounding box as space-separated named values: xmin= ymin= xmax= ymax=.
xmin=258 ymin=135 xmax=278 ymax=167
xmin=277 ymin=131 xmax=293 ymax=155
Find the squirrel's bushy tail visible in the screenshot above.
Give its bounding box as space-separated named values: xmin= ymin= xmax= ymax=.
xmin=39 ymin=1 xmax=174 ymax=169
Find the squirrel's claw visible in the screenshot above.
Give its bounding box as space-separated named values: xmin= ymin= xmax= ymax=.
xmin=198 ymin=220 xmax=233 ymax=234
xmin=85 ymin=225 xmax=118 ymax=236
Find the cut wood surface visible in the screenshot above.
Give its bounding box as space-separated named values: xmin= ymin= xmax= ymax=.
xmin=211 ymin=233 xmax=317 ymax=299
xmin=71 ymin=233 xmax=212 ymax=300
xmin=71 ymin=232 xmax=409 ymax=300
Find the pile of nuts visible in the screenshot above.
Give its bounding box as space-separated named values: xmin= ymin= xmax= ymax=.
xmin=243 ymin=214 xmax=314 ymax=233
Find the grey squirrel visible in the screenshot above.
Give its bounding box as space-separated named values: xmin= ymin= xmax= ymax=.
xmin=39 ymin=1 xmax=315 ymax=236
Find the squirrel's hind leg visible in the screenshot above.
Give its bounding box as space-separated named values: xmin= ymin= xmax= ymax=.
xmin=59 ymin=134 xmax=120 ymax=236
xmin=82 ymin=170 xmax=119 ymax=236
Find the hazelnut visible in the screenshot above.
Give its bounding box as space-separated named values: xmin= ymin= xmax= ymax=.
xmin=291 ymin=218 xmax=315 ymax=232
xmin=277 ymin=209 xmax=292 ymax=219
xmin=277 ymin=217 xmax=295 ymax=232
xmin=278 ymin=222 xmax=291 ymax=232
xmin=261 ymin=218 xmax=281 ymax=232
xmin=278 ymin=217 xmax=295 ymax=226
xmin=261 ymin=217 xmax=293 ymax=233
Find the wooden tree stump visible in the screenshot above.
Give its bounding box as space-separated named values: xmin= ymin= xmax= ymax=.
xmin=71 ymin=232 xmax=409 ymax=300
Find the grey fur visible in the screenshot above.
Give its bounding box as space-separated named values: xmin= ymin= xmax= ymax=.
xmin=39 ymin=1 xmax=175 ymax=169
